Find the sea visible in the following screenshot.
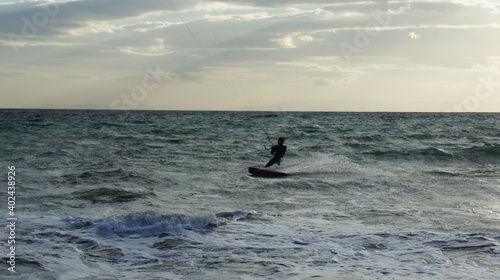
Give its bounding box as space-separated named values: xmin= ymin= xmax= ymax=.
xmin=0 ymin=109 xmax=499 ymax=280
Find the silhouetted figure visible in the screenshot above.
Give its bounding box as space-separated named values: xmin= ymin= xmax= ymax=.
xmin=265 ymin=137 xmax=287 ymax=167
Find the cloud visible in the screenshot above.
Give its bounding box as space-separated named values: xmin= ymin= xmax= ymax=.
xmin=313 ymin=79 xmax=329 ymax=86
xmin=277 ymin=62 xmax=334 ymax=72
xmin=408 ymin=32 xmax=421 ymax=39
xmin=3 ymin=0 xmax=498 ymax=74
xmin=0 ymin=0 xmax=197 ymax=36
xmin=2 ymin=0 xmax=500 ymax=111
xmin=67 ymin=22 xmax=120 ymax=36
xmin=0 ymin=69 xmax=30 ymax=77
xmin=59 ymin=73 xmax=95 ymax=79
xmin=273 ymin=36 xmax=296 ymax=48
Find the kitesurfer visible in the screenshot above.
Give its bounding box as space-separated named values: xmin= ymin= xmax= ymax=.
xmin=265 ymin=137 xmax=286 ymax=167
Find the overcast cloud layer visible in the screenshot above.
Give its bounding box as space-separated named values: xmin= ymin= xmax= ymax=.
xmin=1 ymin=0 xmax=499 ymax=111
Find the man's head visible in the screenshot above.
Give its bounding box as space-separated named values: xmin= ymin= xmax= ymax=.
xmin=278 ymin=137 xmax=285 ymax=145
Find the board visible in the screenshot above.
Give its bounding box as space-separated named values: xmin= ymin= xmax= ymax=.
xmin=248 ymin=167 xmax=289 ymax=177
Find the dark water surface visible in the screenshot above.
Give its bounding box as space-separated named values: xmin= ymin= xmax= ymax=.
xmin=1 ymin=110 xmax=499 ymax=279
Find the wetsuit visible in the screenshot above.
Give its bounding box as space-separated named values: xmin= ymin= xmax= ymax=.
xmin=265 ymin=144 xmax=287 ymax=167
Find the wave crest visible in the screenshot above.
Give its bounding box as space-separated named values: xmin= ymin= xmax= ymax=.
xmin=63 ymin=210 xmax=258 ymax=236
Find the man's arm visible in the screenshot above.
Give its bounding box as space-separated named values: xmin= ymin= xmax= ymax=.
xmin=270 ymin=145 xmax=277 ymax=154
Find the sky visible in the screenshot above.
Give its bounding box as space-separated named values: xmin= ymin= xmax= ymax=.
xmin=1 ymin=0 xmax=500 ymax=112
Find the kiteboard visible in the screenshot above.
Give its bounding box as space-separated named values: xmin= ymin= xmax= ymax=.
xmin=248 ymin=167 xmax=289 ymax=177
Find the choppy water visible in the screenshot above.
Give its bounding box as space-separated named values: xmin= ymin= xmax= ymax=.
xmin=1 ymin=110 xmax=499 ymax=279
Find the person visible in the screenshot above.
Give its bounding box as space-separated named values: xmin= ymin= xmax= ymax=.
xmin=265 ymin=137 xmax=287 ymax=167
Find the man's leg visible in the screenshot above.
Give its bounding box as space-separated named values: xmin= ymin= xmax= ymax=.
xmin=265 ymin=158 xmax=276 ymax=167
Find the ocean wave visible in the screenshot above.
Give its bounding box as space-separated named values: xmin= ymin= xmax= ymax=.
xmin=364 ymin=143 xmax=500 ymax=162
xmin=63 ymin=211 xmax=258 ymax=236
xmin=250 ymin=113 xmax=280 ymax=118
xmin=424 ymin=233 xmax=500 ymax=252
xmin=364 ymin=147 xmax=453 ymax=159
xmin=427 ymin=170 xmax=467 ymax=177
xmin=95 ymin=213 xmax=216 ymax=235
xmin=72 ymin=187 xmax=156 ymax=203
xmin=63 ymin=169 xmax=152 ymax=185
xmin=342 ymin=134 xmax=386 ymax=142
xmin=460 ymin=143 xmax=500 ymax=161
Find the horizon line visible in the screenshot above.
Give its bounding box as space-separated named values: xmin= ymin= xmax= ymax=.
xmin=1 ymin=108 xmax=499 ymax=114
